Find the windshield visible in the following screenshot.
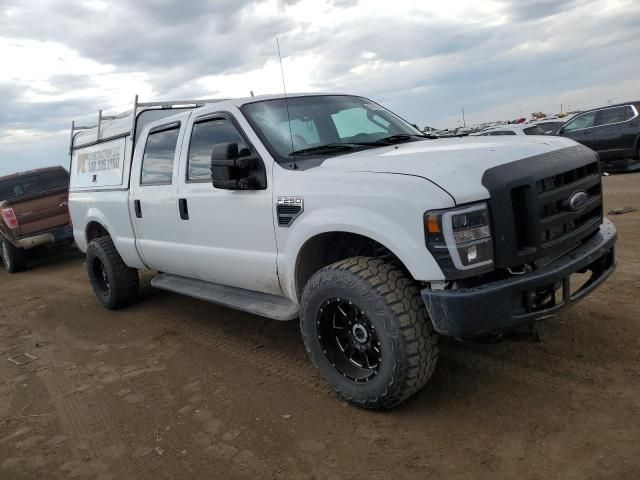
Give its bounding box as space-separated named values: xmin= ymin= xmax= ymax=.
xmin=241 ymin=95 xmax=423 ymax=165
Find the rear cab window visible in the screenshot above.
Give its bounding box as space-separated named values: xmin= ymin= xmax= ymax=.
xmin=140 ymin=124 xmax=180 ymax=185
xmin=0 ymin=169 xmax=69 ymax=201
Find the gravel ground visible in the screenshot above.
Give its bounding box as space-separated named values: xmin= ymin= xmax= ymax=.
xmin=0 ymin=173 xmax=638 ymax=480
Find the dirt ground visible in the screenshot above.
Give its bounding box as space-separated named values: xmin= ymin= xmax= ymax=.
xmin=0 ymin=174 xmax=638 ymax=480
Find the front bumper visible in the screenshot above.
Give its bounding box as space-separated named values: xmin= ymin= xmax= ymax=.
xmin=422 ymin=218 xmax=617 ymax=337
xmin=17 ymin=224 xmax=73 ymax=250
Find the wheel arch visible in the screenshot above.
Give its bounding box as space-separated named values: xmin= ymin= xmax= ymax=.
xmin=85 ymin=221 xmax=111 ymax=243
xmin=293 ymin=231 xmax=413 ymax=302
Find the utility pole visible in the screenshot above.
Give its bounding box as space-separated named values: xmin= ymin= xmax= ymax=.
xmin=461 ymin=106 xmax=466 ymax=128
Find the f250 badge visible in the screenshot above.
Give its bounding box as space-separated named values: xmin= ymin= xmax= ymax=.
xmin=276 ymin=197 xmax=304 ymax=227
xmin=277 ymin=196 xmax=303 ymax=206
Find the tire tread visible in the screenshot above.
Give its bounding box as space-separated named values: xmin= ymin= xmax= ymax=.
xmin=300 ymin=256 xmax=439 ymax=410
xmin=87 ymin=237 xmax=139 ymax=309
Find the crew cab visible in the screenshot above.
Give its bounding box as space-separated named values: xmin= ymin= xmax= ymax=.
xmin=68 ymin=94 xmax=617 ymax=409
xmin=0 ymin=166 xmax=72 ymax=272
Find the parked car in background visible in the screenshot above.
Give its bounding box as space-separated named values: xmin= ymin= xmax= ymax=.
xmin=557 ymin=101 xmax=640 ymax=171
xmin=470 ymin=124 xmax=546 ymax=136
xmin=528 ymin=118 xmax=568 ymax=135
xmin=0 ymin=166 xmax=73 ymax=272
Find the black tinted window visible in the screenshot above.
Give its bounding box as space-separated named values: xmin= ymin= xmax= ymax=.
xmin=597 ymin=106 xmax=626 ymax=126
xmin=188 ymin=118 xmax=248 ymax=181
xmin=523 ymin=126 xmax=546 ymax=135
xmin=535 ymin=122 xmax=563 ymax=134
xmin=624 ymin=106 xmax=636 ymax=121
xmin=141 ymin=126 xmax=180 ymax=185
xmin=488 ymin=131 xmax=517 ymax=136
xmin=0 ymin=169 xmax=69 ymax=201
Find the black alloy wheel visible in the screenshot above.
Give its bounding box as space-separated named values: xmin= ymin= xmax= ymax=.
xmin=317 ymin=298 xmax=382 ymax=383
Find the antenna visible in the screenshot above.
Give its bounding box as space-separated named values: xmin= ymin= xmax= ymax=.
xmin=277 ymin=37 xmax=297 ymax=170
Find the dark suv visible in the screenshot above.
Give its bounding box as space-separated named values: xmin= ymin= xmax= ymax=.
xmin=558 ymin=101 xmax=640 ymax=171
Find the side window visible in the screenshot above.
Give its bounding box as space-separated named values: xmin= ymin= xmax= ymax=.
xmin=563 ymin=111 xmax=596 ymax=132
xmin=188 ymin=117 xmax=249 ymax=182
xmin=140 ymin=126 xmax=180 ymax=186
xmin=489 ymin=131 xmax=516 ymax=136
xmin=597 ymin=106 xmax=627 ymax=126
xmin=624 ymin=106 xmax=636 ymax=121
xmin=523 ymin=126 xmax=546 ymax=135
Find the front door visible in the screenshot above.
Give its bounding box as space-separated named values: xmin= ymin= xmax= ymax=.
xmin=176 ymin=111 xmax=281 ymax=295
xmin=560 ymin=110 xmax=598 ymax=151
xmin=129 ymin=120 xmax=194 ymax=277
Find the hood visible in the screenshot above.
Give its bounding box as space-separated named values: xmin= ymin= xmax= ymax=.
xmin=318 ymin=136 xmax=579 ymax=204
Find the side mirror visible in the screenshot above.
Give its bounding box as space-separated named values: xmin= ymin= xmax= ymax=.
xmin=210 ymin=142 xmax=266 ymax=190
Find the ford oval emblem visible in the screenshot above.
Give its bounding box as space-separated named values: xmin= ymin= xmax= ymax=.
xmin=568 ymin=190 xmax=589 ymax=212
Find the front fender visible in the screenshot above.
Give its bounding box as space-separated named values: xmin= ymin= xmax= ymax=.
xmin=273 ymin=170 xmax=456 ymax=302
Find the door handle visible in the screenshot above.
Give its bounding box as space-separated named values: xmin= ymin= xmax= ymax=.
xmin=583 ymin=130 xmax=592 ymax=134
xmin=178 ymin=198 xmax=189 ymax=220
xmin=134 ymin=200 xmax=142 ymax=218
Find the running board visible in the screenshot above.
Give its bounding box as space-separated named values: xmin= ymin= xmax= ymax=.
xmin=150 ymin=274 xmax=299 ymax=321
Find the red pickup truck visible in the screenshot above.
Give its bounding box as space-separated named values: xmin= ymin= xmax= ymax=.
xmin=0 ymin=166 xmax=73 ymax=273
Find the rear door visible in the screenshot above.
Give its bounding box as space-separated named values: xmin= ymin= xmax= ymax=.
xmin=559 ymin=111 xmax=597 ymax=150
xmin=593 ymin=105 xmax=638 ymax=159
xmin=129 ymin=119 xmax=194 ymax=276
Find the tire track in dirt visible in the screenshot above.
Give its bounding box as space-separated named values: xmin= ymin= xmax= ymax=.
xmin=443 ymin=346 xmax=612 ymax=394
xmin=0 ymin=283 xmax=135 ymax=480
xmin=20 ymin=263 xmax=620 ymax=398
xmin=18 ymin=270 xmax=329 ymax=401
xmin=40 ymin=367 xmax=134 ymax=479
xmin=149 ymin=311 xmax=330 ymax=395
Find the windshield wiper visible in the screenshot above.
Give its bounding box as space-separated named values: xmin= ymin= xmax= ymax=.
xmin=288 ymin=134 xmax=436 ymax=156
xmin=289 ymin=143 xmax=360 ymax=156
xmin=372 ymin=134 xmax=436 ymax=145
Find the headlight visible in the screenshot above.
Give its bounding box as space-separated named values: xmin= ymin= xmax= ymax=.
xmin=424 ymin=203 xmax=494 ymax=278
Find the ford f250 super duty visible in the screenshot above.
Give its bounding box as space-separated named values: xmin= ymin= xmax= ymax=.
xmin=68 ymin=94 xmax=617 ymax=409
xmin=0 ymin=166 xmax=72 ymax=272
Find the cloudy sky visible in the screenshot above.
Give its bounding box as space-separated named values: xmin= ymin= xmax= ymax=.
xmin=1 ymin=0 xmax=639 ymax=175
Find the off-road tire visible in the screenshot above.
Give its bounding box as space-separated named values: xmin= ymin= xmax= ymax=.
xmin=1 ymin=239 xmax=27 ymax=273
xmin=86 ymin=237 xmax=139 ymax=309
xmin=300 ymin=256 xmax=439 ymax=410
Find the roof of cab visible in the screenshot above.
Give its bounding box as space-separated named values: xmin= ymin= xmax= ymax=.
xmin=228 ymin=92 xmax=347 ymax=107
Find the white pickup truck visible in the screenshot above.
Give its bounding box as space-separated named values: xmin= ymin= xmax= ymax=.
xmin=68 ymin=94 xmax=617 ymax=409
